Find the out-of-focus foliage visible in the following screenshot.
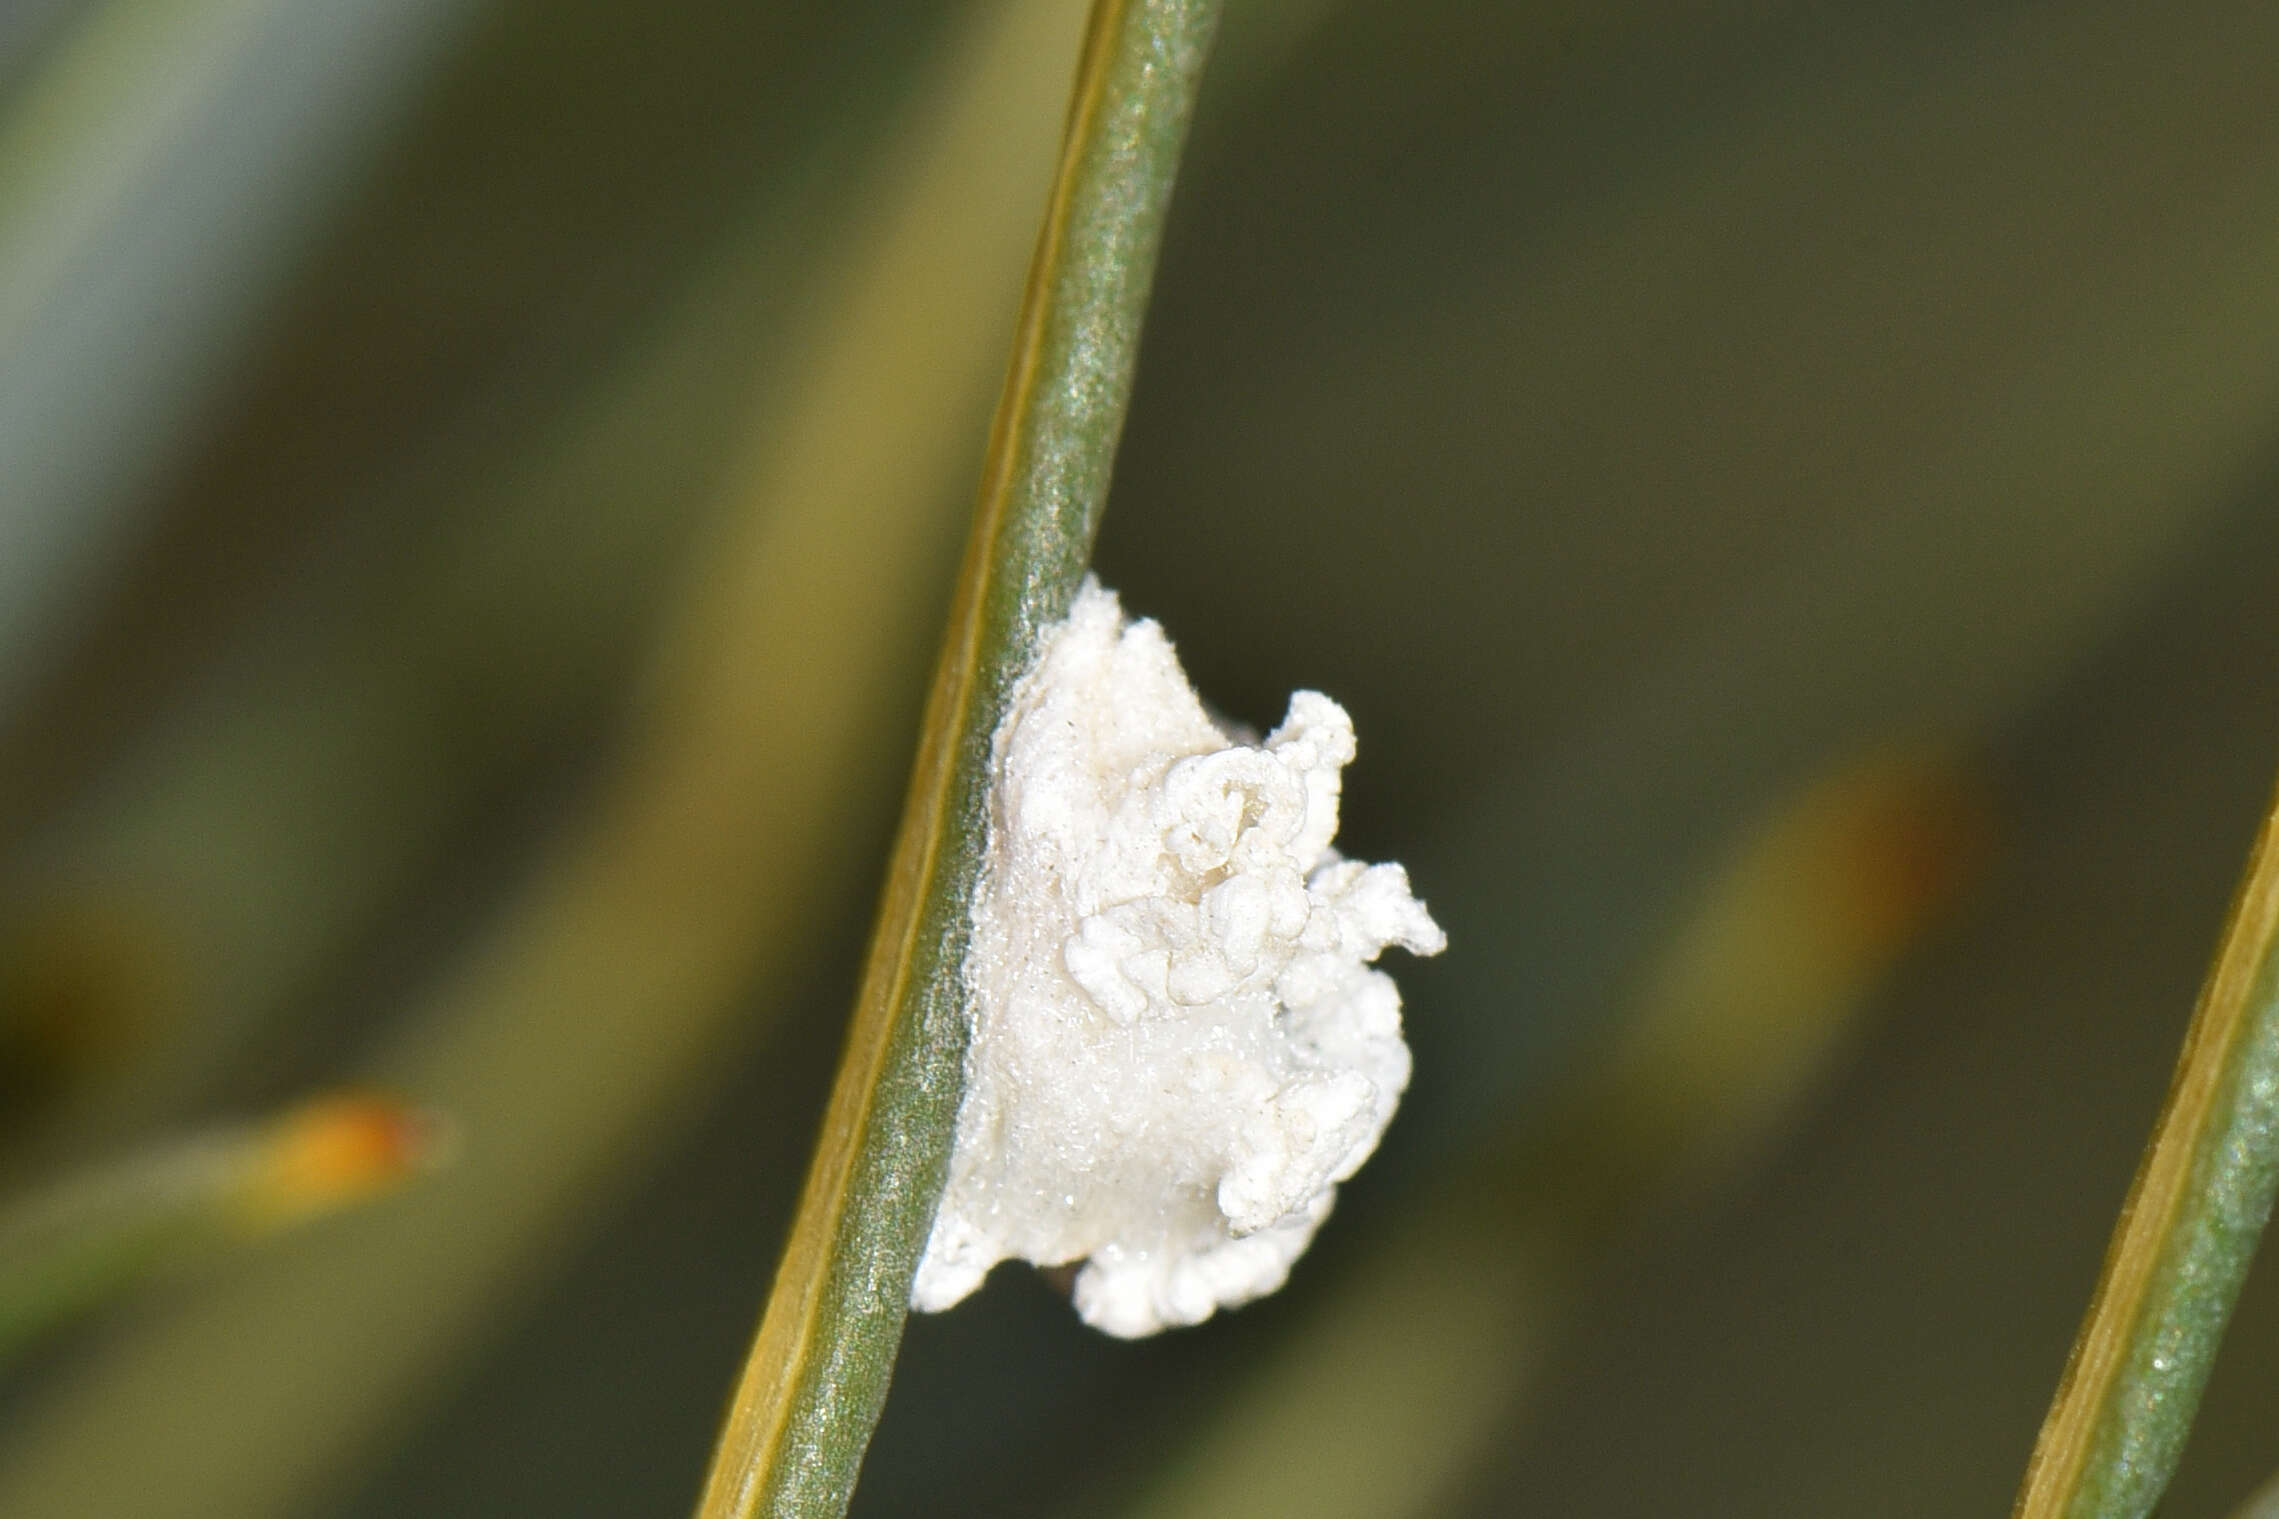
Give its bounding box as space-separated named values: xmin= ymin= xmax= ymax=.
xmin=2 ymin=0 xmax=2279 ymax=1516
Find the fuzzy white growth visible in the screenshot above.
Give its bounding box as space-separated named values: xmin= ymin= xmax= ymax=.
xmin=911 ymin=578 xmax=1445 ymax=1337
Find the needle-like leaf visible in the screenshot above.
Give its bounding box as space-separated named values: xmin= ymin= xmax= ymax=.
xmin=2015 ymin=774 xmax=2279 ymax=1518
xmin=0 ymin=1094 xmax=441 ymax=1365
xmin=690 ymin=3 xmax=1223 ymax=1515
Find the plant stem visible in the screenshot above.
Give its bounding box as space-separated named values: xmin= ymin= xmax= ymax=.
xmin=690 ymin=3 xmax=1222 ymax=1515
xmin=2014 ymin=774 xmax=2279 ymax=1519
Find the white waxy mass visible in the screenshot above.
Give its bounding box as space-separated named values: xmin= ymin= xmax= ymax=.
xmin=911 ymin=579 xmax=1444 ymax=1337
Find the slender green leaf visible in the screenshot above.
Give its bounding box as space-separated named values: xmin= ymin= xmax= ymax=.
xmin=692 ymin=3 xmax=1224 ymax=1515
xmin=2015 ymin=775 xmax=2279 ymax=1518
xmin=0 ymin=1095 xmax=438 ymax=1364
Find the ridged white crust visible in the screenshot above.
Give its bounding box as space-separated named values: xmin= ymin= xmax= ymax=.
xmin=911 ymin=579 xmax=1444 ymax=1337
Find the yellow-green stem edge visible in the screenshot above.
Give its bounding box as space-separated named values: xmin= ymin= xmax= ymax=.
xmin=691 ymin=3 xmax=1222 ymax=1514
xmin=2015 ymin=771 xmax=2279 ymax=1518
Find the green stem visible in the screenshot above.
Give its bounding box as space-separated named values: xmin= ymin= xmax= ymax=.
xmin=2015 ymin=774 xmax=2279 ymax=1519
xmin=690 ymin=3 xmax=1222 ymax=1515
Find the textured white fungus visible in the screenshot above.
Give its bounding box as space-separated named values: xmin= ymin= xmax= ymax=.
xmin=911 ymin=578 xmax=1445 ymax=1337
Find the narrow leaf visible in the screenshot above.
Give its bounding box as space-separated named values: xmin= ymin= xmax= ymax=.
xmin=2014 ymin=773 xmax=2279 ymax=1518
xmin=0 ymin=1094 xmax=440 ymax=1364
xmin=691 ymin=2 xmax=1224 ymax=1514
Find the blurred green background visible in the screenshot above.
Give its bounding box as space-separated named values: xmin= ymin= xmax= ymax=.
xmin=2 ymin=0 xmax=2279 ymax=1514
